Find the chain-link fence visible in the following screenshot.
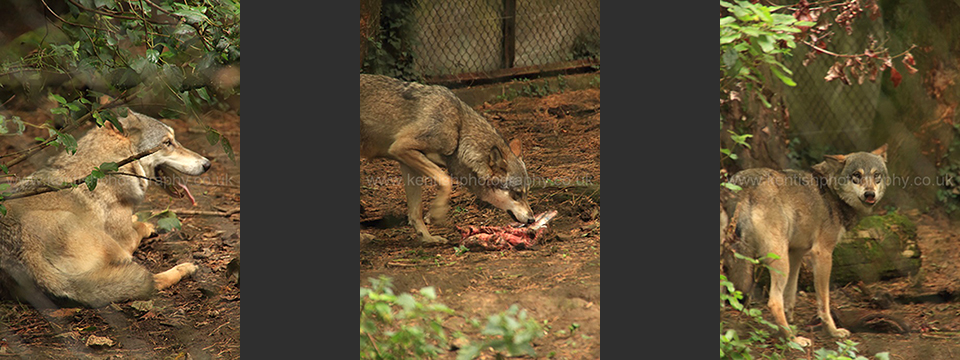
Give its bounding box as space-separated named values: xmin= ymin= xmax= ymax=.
xmin=360 ymin=0 xmax=600 ymax=83
xmin=772 ymin=1 xmax=960 ymax=209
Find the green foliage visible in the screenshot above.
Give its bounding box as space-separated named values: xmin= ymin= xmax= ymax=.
xmin=83 ymin=162 xmax=119 ymax=191
xmin=0 ymin=0 xmax=240 ymax=162
xmin=362 ymin=1 xmax=420 ymax=81
xmin=360 ymin=276 xmax=453 ymax=359
xmin=456 ymin=305 xmax=543 ymax=360
xmin=720 ymin=0 xmax=813 ymax=108
xmin=156 ymin=210 xmax=182 ymax=232
xmin=721 ymin=254 xmax=891 ymax=359
xmin=0 ymin=114 xmax=26 ymax=136
xmin=813 ymin=340 xmax=889 ymax=360
xmin=360 ymin=276 xmax=543 ymax=360
xmin=135 ymin=210 xmax=182 ymax=232
xmin=496 ymin=76 xmax=568 ymax=102
xmin=936 ymin=124 xmax=960 ymax=213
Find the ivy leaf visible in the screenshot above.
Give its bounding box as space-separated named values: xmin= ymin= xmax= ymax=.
xmin=157 ymin=212 xmax=182 ymax=232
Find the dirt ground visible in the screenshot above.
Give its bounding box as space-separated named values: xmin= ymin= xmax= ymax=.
xmin=722 ymin=210 xmax=960 ymax=359
xmin=0 ymin=102 xmax=241 ymax=359
xmin=359 ymin=87 xmax=601 ymax=359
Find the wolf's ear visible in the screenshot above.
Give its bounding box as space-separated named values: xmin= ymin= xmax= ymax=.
xmin=871 ymin=144 xmax=888 ymax=161
xmin=812 ymin=154 xmax=846 ymax=176
xmin=488 ymin=146 xmax=509 ymax=175
xmin=508 ymin=139 xmax=523 ymax=158
xmin=824 ymin=154 xmax=846 ymax=163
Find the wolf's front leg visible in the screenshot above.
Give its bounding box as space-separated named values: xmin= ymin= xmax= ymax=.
xmin=812 ymin=249 xmax=850 ymax=338
xmin=132 ymin=215 xmax=157 ymax=239
xmin=400 ymin=164 xmax=448 ymax=244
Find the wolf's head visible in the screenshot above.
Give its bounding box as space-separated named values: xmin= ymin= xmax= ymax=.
xmin=461 ymin=138 xmax=535 ymax=224
xmin=115 ymin=111 xmax=212 ymax=205
xmin=812 ymin=144 xmax=888 ymax=213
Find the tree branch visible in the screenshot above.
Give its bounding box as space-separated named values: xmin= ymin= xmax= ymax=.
xmin=1 ymin=142 xmax=162 ymax=201
xmin=0 ymin=89 xmax=140 ymax=168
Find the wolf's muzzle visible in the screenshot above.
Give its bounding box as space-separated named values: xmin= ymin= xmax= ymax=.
xmin=508 ymin=210 xmax=535 ymax=224
xmin=863 ymin=190 xmax=876 ymax=204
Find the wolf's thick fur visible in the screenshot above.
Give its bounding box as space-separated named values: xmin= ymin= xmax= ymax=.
xmin=721 ymin=145 xmax=888 ymax=347
xmin=0 ymin=110 xmax=211 ymax=308
xmin=360 ymin=74 xmax=534 ymax=244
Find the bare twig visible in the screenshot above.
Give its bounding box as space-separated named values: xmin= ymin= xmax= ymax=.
xmin=161 ymin=208 xmax=240 ymax=217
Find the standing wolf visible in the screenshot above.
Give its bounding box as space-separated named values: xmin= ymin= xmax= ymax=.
xmin=0 ymin=110 xmax=210 ymax=308
xmin=720 ymin=145 xmax=888 ymax=346
xmin=360 ymin=74 xmax=535 ymax=244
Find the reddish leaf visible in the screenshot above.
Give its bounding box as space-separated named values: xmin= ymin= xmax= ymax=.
xmin=890 ymin=67 xmax=902 ymax=88
xmin=868 ymin=61 xmax=879 ymax=82
xmin=902 ymin=52 xmax=918 ymax=74
xmin=825 ymin=62 xmax=843 ymax=82
xmin=904 ymin=52 xmax=916 ymax=65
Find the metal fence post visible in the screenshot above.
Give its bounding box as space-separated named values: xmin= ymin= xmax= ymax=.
xmin=502 ymin=0 xmax=517 ymax=70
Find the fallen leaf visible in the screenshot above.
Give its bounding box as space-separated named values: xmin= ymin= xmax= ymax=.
xmin=86 ymin=335 xmax=115 ymax=348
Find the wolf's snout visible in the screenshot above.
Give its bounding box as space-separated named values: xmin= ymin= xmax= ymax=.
xmin=864 ymin=191 xmax=876 ymax=204
xmin=507 ymin=210 xmax=535 ymax=224
xmin=201 ymin=160 xmax=211 ymax=172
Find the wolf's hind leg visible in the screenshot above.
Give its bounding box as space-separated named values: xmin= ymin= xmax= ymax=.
xmin=154 ymin=263 xmax=198 ymax=290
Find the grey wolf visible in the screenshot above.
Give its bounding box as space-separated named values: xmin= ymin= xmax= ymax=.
xmin=0 ymin=110 xmax=211 ymax=307
xmin=720 ymin=145 xmax=888 ymax=346
xmin=360 ymin=74 xmax=534 ymax=244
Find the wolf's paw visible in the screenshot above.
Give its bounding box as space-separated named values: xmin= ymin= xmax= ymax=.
xmin=829 ymin=328 xmax=851 ymax=338
xmin=425 ymin=206 xmax=450 ymax=225
xmin=421 ymin=235 xmax=449 ymax=244
xmin=791 ymin=336 xmax=812 ymax=347
xmin=175 ymin=263 xmax=199 ymax=277
xmin=134 ymin=221 xmax=157 ymax=239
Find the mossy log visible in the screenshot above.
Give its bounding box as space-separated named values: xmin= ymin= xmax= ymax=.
xmin=797 ymin=212 xmax=921 ymax=289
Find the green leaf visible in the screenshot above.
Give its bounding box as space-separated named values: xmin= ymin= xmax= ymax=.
xmin=206 ymin=128 xmax=221 ymax=145
xmin=49 ymin=93 xmax=67 ymax=104
xmin=157 ymin=212 xmax=182 ymax=232
xmin=771 ymin=67 xmax=797 ymax=87
xmin=85 ymin=175 xmax=98 ymax=191
xmin=53 ymin=129 xmax=78 ymax=154
xmin=420 ymin=286 xmax=437 ymax=299
xmin=720 ymin=33 xmax=740 ymax=45
xmin=174 ymin=8 xmax=210 ymax=23
xmin=103 ymin=110 xmax=122 ymax=133
xmin=196 ymin=87 xmax=212 ymax=103
xmin=221 ymin=136 xmax=235 ymax=162
xmin=99 ymin=162 xmax=119 ymax=172
xmin=757 ymin=34 xmax=775 ymax=53
xmin=0 ymin=204 xmax=5 ymax=216
xmin=159 ymin=108 xmax=182 ymax=119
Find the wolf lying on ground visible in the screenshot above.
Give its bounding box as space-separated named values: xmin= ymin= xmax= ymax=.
xmin=721 ymin=145 xmax=889 ymax=346
xmin=0 ymin=110 xmax=210 ymax=307
xmin=360 ymin=74 xmax=535 ymax=244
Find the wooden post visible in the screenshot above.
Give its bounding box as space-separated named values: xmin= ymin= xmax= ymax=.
xmin=502 ymin=0 xmax=516 ymax=69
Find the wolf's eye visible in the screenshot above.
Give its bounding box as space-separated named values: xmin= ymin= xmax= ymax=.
xmin=163 ymin=139 xmax=173 ymax=146
xmin=851 ymin=172 xmax=862 ymax=184
xmin=874 ymin=173 xmax=883 ymax=182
